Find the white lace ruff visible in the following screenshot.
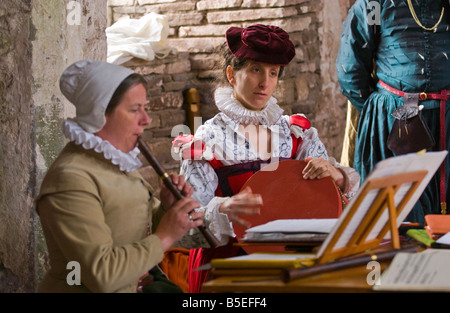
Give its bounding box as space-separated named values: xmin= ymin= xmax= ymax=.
xmin=214 ymin=87 xmax=283 ymax=126
xmin=63 ymin=119 xmax=142 ymax=172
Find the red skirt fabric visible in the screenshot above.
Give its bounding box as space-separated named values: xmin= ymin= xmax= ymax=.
xmin=188 ymin=238 xmax=243 ymax=293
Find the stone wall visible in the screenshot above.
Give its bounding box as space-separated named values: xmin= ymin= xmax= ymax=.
xmin=0 ymin=0 xmax=34 ymax=293
xmin=108 ymin=0 xmax=353 ymax=189
xmin=0 ymin=0 xmax=107 ymax=292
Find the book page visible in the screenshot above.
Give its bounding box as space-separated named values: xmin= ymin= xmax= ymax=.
xmin=245 ymin=218 xmax=338 ymax=234
xmin=224 ymin=253 xmax=316 ymax=261
xmin=374 ymin=249 xmax=450 ymax=291
xmin=436 ymin=232 xmax=450 ymax=246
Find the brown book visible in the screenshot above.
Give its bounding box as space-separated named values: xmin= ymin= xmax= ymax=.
xmin=425 ymin=214 xmax=450 ymax=240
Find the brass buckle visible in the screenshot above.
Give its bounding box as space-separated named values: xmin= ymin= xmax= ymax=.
xmin=419 ymin=92 xmax=427 ymax=100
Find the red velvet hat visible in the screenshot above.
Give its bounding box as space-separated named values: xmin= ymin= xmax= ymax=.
xmin=226 ymin=24 xmax=295 ymax=65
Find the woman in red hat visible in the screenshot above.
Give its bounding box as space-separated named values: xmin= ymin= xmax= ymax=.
xmin=174 ymin=24 xmax=360 ymax=292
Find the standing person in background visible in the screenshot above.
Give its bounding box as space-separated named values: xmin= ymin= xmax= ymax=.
xmin=336 ymin=0 xmax=450 ymax=225
xmin=174 ymin=24 xmax=360 ymax=292
xmin=35 ymin=60 xmax=203 ymax=292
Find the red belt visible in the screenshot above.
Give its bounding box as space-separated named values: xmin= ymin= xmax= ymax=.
xmin=380 ymin=80 xmax=449 ymax=214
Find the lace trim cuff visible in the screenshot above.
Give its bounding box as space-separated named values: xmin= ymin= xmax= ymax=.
xmin=204 ymin=197 xmax=235 ymax=246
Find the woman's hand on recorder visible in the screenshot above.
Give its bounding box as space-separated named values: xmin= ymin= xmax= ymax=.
xmin=154 ymin=197 xmax=204 ymax=251
xmin=159 ymin=173 xmax=194 ymax=211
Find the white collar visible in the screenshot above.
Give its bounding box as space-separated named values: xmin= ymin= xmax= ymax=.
xmin=214 ymin=87 xmax=283 ymax=126
xmin=62 ymin=119 xmax=142 ymax=172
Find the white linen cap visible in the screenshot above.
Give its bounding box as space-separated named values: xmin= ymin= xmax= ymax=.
xmin=59 ymin=60 xmax=135 ymax=133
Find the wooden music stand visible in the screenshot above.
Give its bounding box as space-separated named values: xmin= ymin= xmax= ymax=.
xmin=201 ymin=152 xmax=447 ymax=292
xmin=316 ymin=170 xmax=428 ymax=264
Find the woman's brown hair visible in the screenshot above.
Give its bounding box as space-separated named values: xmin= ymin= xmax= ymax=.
xmin=105 ymin=73 xmax=147 ymax=115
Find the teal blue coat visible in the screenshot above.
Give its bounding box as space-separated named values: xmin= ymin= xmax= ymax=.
xmin=336 ymin=0 xmax=450 ymax=225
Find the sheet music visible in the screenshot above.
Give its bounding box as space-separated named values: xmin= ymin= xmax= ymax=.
xmin=334 ymin=189 xmax=378 ymax=248
xmin=374 ymin=249 xmax=450 ymax=291
xmin=317 ymin=151 xmax=448 ymax=258
xmin=367 ymin=182 xmax=413 ymax=242
xmin=369 ymin=151 xmax=446 ymax=225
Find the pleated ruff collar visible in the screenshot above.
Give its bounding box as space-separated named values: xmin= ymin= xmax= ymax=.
xmin=214 ymin=87 xmax=283 ymax=126
xmin=63 ymin=119 xmax=142 ymax=172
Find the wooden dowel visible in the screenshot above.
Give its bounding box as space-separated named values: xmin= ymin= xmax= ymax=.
xmin=281 ymin=245 xmax=419 ymax=283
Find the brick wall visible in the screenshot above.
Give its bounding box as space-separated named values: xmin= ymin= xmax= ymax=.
xmin=107 ymin=0 xmax=352 ymax=190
